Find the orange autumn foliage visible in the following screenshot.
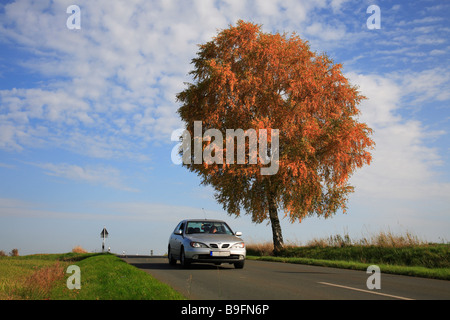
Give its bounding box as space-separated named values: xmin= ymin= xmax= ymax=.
xmin=176 ymin=21 xmax=374 ymax=252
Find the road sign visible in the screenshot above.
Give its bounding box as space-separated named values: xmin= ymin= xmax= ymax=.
xmin=100 ymin=227 xmax=108 ymax=239
xmin=100 ymin=227 xmax=108 ymax=252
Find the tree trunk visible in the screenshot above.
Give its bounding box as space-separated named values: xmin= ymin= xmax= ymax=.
xmin=268 ymin=192 xmax=284 ymax=255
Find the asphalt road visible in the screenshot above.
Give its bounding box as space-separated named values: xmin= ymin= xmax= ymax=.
xmin=121 ymin=256 xmax=450 ymax=300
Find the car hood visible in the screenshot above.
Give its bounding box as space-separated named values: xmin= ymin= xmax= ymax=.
xmin=186 ymin=234 xmax=243 ymax=244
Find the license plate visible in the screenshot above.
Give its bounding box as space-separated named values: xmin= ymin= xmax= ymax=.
xmin=210 ymin=251 xmax=230 ymax=257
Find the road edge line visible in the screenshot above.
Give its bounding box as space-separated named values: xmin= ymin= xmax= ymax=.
xmin=318 ymin=281 xmax=414 ymax=300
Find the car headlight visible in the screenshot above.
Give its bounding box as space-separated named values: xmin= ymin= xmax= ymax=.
xmin=190 ymin=241 xmax=208 ymax=248
xmin=231 ymin=242 xmax=245 ymax=249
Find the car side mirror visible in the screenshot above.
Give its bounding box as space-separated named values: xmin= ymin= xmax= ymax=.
xmin=235 ymin=231 xmax=242 ymax=236
xmin=174 ymin=230 xmax=182 ymax=235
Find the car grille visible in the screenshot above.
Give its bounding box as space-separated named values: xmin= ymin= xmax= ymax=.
xmin=209 ymin=243 xmax=230 ymax=248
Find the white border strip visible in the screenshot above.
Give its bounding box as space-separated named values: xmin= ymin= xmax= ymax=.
xmin=318 ymin=282 xmax=414 ymax=300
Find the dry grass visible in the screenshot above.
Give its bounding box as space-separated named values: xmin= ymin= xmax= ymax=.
xmin=245 ymin=242 xmax=274 ymax=256
xmin=246 ymin=240 xmax=299 ymax=256
xmin=72 ymin=246 xmax=88 ymax=253
xmin=306 ymin=230 xmax=426 ymax=248
xmin=371 ymin=230 xmax=426 ymax=247
xmin=0 ymin=255 xmax=68 ymax=300
xmin=19 ymin=262 xmax=66 ymax=299
xmin=247 ymin=230 xmax=430 ymax=255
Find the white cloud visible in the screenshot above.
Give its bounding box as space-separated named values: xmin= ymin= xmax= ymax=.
xmin=0 ymin=0 xmax=448 ymax=247
xmin=430 ymin=49 xmax=446 ymax=56
xmin=0 ymin=0 xmax=235 ymax=159
xmin=0 ymin=197 xmax=198 ymax=222
xmin=396 ymin=68 xmax=450 ymax=103
xmin=0 ymin=162 xmax=15 ymax=168
xmin=305 ymin=22 xmax=347 ymax=42
xmin=0 ymin=0 xmax=327 ymax=159
xmin=29 ymin=162 xmax=138 ymax=192
xmin=2 ymin=1 xmax=446 ymax=198
xmin=347 ymin=71 xmax=450 ymax=201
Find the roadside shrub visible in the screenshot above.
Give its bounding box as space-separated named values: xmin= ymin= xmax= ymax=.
xmin=72 ymin=246 xmax=88 ymax=253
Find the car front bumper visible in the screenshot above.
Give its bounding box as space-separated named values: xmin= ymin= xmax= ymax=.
xmin=184 ymin=247 xmax=246 ymax=263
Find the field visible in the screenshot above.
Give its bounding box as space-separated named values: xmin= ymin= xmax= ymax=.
xmin=2 ymin=231 xmax=448 ymax=300
xmin=246 ymin=231 xmax=450 ymax=280
xmin=0 ymin=252 xmax=185 ymax=300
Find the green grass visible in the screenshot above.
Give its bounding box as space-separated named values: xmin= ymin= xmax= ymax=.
xmin=246 ymin=256 xmax=450 ymax=280
xmin=51 ymin=253 xmax=185 ymax=300
xmin=277 ymin=244 xmax=450 ymax=268
xmin=0 ymin=253 xmax=69 ymax=299
xmin=0 ymin=253 xmax=185 ymax=300
xmin=246 ymin=243 xmax=450 ymax=280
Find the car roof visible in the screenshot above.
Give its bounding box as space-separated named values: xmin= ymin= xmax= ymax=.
xmin=182 ymin=219 xmax=226 ymax=223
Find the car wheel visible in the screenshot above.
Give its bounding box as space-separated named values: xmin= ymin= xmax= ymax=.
xmin=168 ymin=247 xmax=177 ymax=265
xmin=234 ymin=260 xmax=245 ymax=269
xmin=180 ymin=247 xmax=191 ymax=268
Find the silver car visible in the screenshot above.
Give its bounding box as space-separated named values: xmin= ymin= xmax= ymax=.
xmin=168 ymin=219 xmax=246 ymax=269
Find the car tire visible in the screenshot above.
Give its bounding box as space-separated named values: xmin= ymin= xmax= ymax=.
xmin=168 ymin=247 xmax=177 ymax=265
xmin=180 ymin=247 xmax=191 ymax=268
xmin=234 ymin=260 xmax=245 ymax=269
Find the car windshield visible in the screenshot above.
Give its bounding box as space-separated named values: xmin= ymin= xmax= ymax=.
xmin=185 ymin=221 xmax=234 ymax=235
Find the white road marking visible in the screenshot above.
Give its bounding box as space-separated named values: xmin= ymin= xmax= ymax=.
xmin=318 ymin=282 xmax=414 ymax=300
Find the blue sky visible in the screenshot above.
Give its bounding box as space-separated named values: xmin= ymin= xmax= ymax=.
xmin=0 ymin=0 xmax=449 ymax=255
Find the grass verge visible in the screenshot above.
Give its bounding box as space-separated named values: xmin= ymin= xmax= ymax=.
xmin=246 ymin=233 xmax=450 ymax=281
xmin=0 ymin=253 xmax=185 ymax=300
xmin=246 ymin=255 xmax=450 ymax=280
xmin=51 ymin=253 xmax=185 ymax=300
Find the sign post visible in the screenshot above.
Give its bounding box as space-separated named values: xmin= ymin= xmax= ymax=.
xmin=100 ymin=227 xmax=109 ymax=252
